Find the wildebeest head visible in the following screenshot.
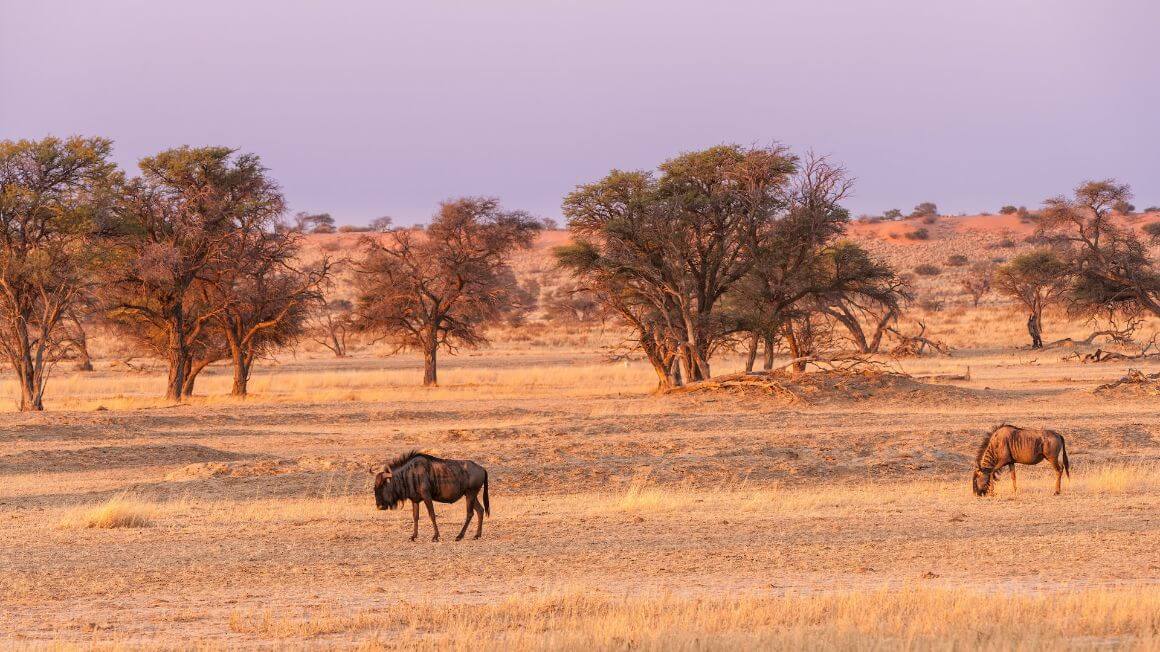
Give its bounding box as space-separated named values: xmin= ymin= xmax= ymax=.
xmin=370 ymin=466 xmax=405 ymax=510
xmin=972 ymin=466 xmax=994 ymax=497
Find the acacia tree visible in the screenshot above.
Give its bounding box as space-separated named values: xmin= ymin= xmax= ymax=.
xmin=994 ymin=249 xmax=1071 ymax=342
xmin=207 ymin=228 xmax=328 ymax=396
xmin=105 ymin=147 xmax=285 ymax=400
xmin=814 ymin=242 xmax=911 ymax=355
xmin=558 ymin=145 xmax=798 ymax=387
xmin=354 ymin=197 xmax=540 ymax=385
xmin=0 ymin=136 xmax=117 ymax=410
xmin=728 ymin=155 xmax=859 ymax=372
xmin=1038 ymin=180 xmax=1160 ymax=318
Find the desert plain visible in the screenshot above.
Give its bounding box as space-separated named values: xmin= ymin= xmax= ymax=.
xmin=2 ymin=216 xmax=1160 ymax=650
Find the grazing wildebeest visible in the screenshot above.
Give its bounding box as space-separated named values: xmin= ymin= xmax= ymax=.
xmin=370 ymin=451 xmax=489 ymax=541
xmin=972 ymin=425 xmax=1070 ymax=496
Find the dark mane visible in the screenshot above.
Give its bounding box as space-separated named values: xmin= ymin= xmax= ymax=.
xmin=386 ymin=450 xmax=438 ymax=470
xmin=975 ymin=424 xmax=1016 ymax=466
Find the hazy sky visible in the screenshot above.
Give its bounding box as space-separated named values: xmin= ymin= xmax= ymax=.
xmin=2 ymin=1 xmax=1157 ymax=224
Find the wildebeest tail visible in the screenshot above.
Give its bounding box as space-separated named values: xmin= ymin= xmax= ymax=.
xmin=482 ymin=468 xmax=491 ymax=515
xmin=1061 ymin=436 xmax=1070 ymax=478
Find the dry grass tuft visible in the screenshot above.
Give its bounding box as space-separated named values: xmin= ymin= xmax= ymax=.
xmin=60 ymin=494 xmax=157 ymax=529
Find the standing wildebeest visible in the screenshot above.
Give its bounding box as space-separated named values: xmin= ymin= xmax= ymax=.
xmin=973 ymin=425 xmax=1070 ymax=496
xmin=370 ymin=451 xmax=489 ymax=541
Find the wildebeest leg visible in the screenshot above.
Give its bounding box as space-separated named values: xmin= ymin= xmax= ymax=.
xmin=455 ymin=493 xmax=477 ymax=541
xmin=410 ymin=501 xmax=420 ymax=542
xmin=1009 ymin=463 xmax=1017 ymax=494
xmin=424 ymin=498 xmax=440 ymax=541
xmin=474 ymin=497 xmax=484 ymax=539
xmin=1049 ymin=456 xmax=1063 ymax=495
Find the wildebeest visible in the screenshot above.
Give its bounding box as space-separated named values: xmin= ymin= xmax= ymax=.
xmin=972 ymin=424 xmax=1070 ymax=496
xmin=370 ymin=451 xmax=489 ymax=541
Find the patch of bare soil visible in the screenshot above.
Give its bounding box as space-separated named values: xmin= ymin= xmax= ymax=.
xmin=664 ymin=370 xmax=981 ymax=406
xmin=1093 ymin=369 xmax=1160 ymax=397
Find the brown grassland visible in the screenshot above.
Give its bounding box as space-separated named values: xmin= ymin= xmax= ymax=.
xmin=2 ymin=215 xmax=1160 ymax=649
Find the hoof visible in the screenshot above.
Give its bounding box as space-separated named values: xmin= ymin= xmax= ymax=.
xmin=432 ymin=536 xmax=440 ymax=542
xmin=455 ymin=535 xmax=464 ymax=541
xmin=473 ymin=534 xmax=481 ymax=540
xmin=410 ymin=536 xmax=417 ymax=542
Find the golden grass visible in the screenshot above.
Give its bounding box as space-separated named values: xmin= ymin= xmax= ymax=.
xmin=222 ymin=586 xmax=1160 ymax=650
xmin=1076 ymin=463 xmax=1160 ymax=494
xmin=59 ymin=494 xmax=156 ymax=529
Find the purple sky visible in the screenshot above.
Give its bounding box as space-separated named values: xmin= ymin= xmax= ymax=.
xmin=2 ymin=1 xmax=1157 ymax=224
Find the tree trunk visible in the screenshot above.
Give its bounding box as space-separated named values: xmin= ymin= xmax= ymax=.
xmin=422 ymin=331 xmax=438 ymax=386
xmin=785 ymin=323 xmax=807 ymax=373
xmin=762 ymin=333 xmax=776 ymax=371
xmin=180 ymin=357 xmax=195 ymax=397
xmin=166 ymin=308 xmax=188 ymax=401
xmin=231 ymin=352 xmax=252 ymax=396
xmin=17 ymin=365 xmax=43 ymax=412
xmin=745 ymin=333 xmax=759 ymax=373
xmin=832 ymin=309 xmax=869 ymax=353
xmin=868 ymin=309 xmax=896 ymax=353
xmin=330 ymin=330 xmax=347 ymax=357
xmin=166 ymin=357 xmax=186 ymax=401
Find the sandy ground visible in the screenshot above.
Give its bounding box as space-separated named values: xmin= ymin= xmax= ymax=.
xmin=2 ymin=346 xmax=1159 ymax=648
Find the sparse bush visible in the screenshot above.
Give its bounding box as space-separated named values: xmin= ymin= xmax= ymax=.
xmin=995 ymin=249 xmax=1071 ymax=343
xmin=996 ymin=238 xmax=1015 ymax=248
xmin=1142 ymin=222 xmax=1160 ymax=239
xmin=883 ymin=208 xmax=903 ymax=220
xmin=946 ymin=254 xmax=969 ymax=267
xmin=1144 ymin=206 xmax=1160 ymax=213
xmin=922 ymin=215 xmax=938 ymax=225
xmin=991 ymin=256 xmax=1007 ymax=264
xmin=914 ymin=264 xmax=941 ymax=276
xmin=904 ymin=228 xmax=930 ymax=240
xmin=999 ymin=205 xmax=1018 ymax=215
xmin=919 ymin=298 xmax=944 ymax=312
xmin=337 ymin=224 xmax=372 ymax=233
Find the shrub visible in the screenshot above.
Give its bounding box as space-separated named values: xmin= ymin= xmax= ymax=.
xmin=337 ymin=224 xmax=372 ymax=233
xmin=1144 ymin=206 xmax=1160 ymax=213
xmin=904 ymin=228 xmax=930 ymax=240
xmin=999 ymin=206 xmax=1018 ymax=215
xmin=919 ymin=298 xmax=944 ymax=312
xmin=946 ymin=254 xmax=969 ymax=267
xmin=914 ymin=264 xmax=942 ymax=276
xmin=883 ymin=208 xmax=903 ymax=220
xmin=1142 ymin=222 xmax=1160 ymax=239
